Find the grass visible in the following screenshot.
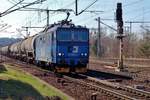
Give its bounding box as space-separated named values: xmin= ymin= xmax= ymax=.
xmin=0 ymin=64 xmax=71 ymax=100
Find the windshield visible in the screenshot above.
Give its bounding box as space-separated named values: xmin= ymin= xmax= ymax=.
xmin=57 ymin=28 xmax=88 ymax=41
xmin=73 ymin=30 xmax=88 ymax=41
xmin=57 ymin=29 xmax=72 ymax=41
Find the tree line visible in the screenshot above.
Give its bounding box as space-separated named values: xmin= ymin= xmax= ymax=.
xmin=90 ymin=27 xmax=150 ymax=58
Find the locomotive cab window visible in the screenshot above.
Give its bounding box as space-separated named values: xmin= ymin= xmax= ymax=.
xmin=57 ymin=28 xmax=88 ymax=42
xmin=73 ymin=30 xmax=88 ymax=41
xmin=57 ymin=29 xmax=72 ymax=41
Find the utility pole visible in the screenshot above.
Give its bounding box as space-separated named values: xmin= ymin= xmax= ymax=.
xmin=46 ymin=9 xmax=49 ymax=26
xmin=75 ymin=0 xmax=78 ymax=15
xmin=97 ymin=17 xmax=101 ymax=57
xmin=95 ymin=17 xmax=119 ymax=58
xmin=95 ymin=17 xmax=101 ymax=58
xmin=129 ymin=22 xmax=132 ymax=34
xmin=116 ymin=3 xmax=125 ymax=72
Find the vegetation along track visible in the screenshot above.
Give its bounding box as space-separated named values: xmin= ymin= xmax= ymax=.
xmin=1 ymin=56 xmax=150 ymax=100
xmin=1 ymin=56 xmax=111 ymax=100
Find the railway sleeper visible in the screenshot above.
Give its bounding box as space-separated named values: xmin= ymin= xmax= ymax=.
xmin=64 ymin=76 xmax=136 ymax=100
xmin=56 ymin=78 xmax=62 ymax=83
xmin=128 ymin=89 xmax=147 ymax=97
xmin=135 ymin=93 xmax=144 ymax=97
xmin=99 ymin=89 xmax=120 ymax=99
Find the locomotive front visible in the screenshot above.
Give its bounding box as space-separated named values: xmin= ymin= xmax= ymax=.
xmin=56 ymin=27 xmax=89 ymax=73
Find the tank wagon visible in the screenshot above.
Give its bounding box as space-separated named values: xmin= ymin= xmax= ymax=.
xmin=0 ymin=20 xmax=89 ymax=73
xmin=0 ymin=46 xmax=9 ymax=55
xmin=9 ymin=42 xmax=22 ymax=58
xmin=20 ymin=35 xmax=38 ymax=62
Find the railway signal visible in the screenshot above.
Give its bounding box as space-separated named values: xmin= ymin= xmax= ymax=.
xmin=116 ymin=3 xmax=125 ymax=72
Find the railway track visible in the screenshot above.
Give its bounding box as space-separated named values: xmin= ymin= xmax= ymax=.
xmin=65 ymin=73 xmax=150 ymax=100
xmin=63 ymin=75 xmax=136 ymax=100
xmin=1 ymin=56 xmax=150 ymax=100
xmin=80 ymin=74 xmax=150 ymax=100
xmin=9 ymin=64 xmax=150 ymax=100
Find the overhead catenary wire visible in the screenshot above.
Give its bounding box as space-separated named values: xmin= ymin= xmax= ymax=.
xmin=25 ymin=1 xmax=75 ymax=27
xmin=123 ymin=0 xmax=144 ymax=7
xmin=74 ymin=0 xmax=146 ymax=32
xmin=84 ymin=0 xmax=144 ymax=22
xmin=45 ymin=0 xmax=145 ymax=32
xmin=3 ymin=0 xmax=24 ymax=15
xmin=7 ymin=0 xmax=18 ymax=5
xmin=76 ymin=0 xmax=98 ymax=15
xmin=24 ymin=0 xmax=48 ymax=26
xmin=2 ymin=0 xmax=149 ymax=38
xmin=22 ymin=1 xmax=75 ymax=35
xmin=0 ymin=0 xmax=46 ymax=17
xmin=0 ymin=0 xmax=47 ymax=37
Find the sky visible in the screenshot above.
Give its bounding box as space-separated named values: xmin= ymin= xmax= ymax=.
xmin=0 ymin=0 xmax=150 ymax=38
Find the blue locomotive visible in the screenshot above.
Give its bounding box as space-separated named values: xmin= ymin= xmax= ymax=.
xmin=0 ymin=20 xmax=89 ymax=73
xmin=35 ymin=21 xmax=89 ymax=73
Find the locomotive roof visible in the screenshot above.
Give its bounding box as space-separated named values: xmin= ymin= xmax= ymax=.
xmin=42 ymin=20 xmax=87 ymax=33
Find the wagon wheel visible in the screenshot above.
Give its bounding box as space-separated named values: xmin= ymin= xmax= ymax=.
xmin=51 ymin=64 xmax=57 ymax=73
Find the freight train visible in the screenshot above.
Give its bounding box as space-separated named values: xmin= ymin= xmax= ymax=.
xmin=0 ymin=20 xmax=89 ymax=73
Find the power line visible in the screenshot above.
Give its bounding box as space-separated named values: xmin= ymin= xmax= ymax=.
xmin=0 ymin=0 xmax=46 ymax=17
xmin=60 ymin=1 xmax=75 ymax=9
xmin=75 ymin=0 xmax=98 ymax=15
xmin=27 ymin=0 xmax=100 ymax=28
xmin=19 ymin=8 xmax=73 ymax=26
xmin=104 ymin=0 xmax=144 ymax=13
xmin=125 ymin=21 xmax=150 ymax=34
xmin=0 ymin=25 xmax=12 ymax=32
xmin=3 ymin=0 xmax=24 ymax=15
xmin=78 ymin=0 xmax=146 ymax=29
xmin=125 ymin=21 xmax=150 ymax=23
xmin=26 ymin=1 xmax=75 ymax=28
xmin=22 ymin=26 xmax=44 ymax=37
xmin=140 ymin=25 xmax=150 ymax=32
xmin=7 ymin=0 xmax=18 ymax=5
xmin=130 ymin=8 xmax=150 ymax=20
xmin=24 ymin=0 xmax=47 ymax=26
xmin=123 ymin=0 xmax=143 ymax=7
xmin=100 ymin=21 xmax=117 ymax=31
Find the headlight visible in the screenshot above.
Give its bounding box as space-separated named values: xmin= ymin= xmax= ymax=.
xmin=58 ymin=53 xmax=62 ymax=56
xmin=58 ymin=53 xmax=64 ymax=56
xmin=81 ymin=53 xmax=84 ymax=56
xmin=81 ymin=53 xmax=87 ymax=56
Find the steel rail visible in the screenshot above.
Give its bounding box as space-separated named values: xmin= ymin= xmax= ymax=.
xmin=63 ymin=75 xmax=137 ymax=100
